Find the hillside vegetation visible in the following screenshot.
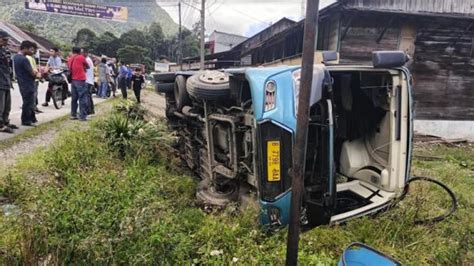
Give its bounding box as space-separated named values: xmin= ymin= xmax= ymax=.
xmin=0 ymin=0 xmax=178 ymax=44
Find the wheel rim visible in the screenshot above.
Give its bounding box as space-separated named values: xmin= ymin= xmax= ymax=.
xmin=211 ymin=182 xmax=237 ymax=196
xmin=198 ymin=71 xmax=229 ymax=84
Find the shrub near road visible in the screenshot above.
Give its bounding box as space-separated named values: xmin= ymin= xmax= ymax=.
xmin=0 ymin=102 xmax=472 ymax=264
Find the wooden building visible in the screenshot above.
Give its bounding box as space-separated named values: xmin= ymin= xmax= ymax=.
xmin=238 ymin=0 xmax=474 ymax=121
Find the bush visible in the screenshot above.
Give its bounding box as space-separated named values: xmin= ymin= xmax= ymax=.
xmin=114 ymin=100 xmax=147 ymax=121
xmin=100 ymin=102 xmax=174 ymax=160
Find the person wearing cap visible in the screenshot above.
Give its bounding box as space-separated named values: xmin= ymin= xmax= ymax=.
xmin=0 ymin=30 xmax=17 ymax=133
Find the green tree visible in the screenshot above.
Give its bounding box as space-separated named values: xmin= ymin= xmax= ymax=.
xmin=117 ymin=45 xmax=150 ymax=65
xmin=164 ymin=28 xmax=199 ymax=62
xmin=181 ymin=28 xmax=200 ymax=59
xmin=73 ymin=28 xmax=97 ymax=49
xmin=120 ymin=29 xmax=146 ymax=48
xmin=94 ymin=32 xmax=121 ymax=57
xmin=145 ymin=22 xmax=166 ymax=60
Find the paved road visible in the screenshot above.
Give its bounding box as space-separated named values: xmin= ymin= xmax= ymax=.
xmin=0 ymin=82 xmax=110 ymax=141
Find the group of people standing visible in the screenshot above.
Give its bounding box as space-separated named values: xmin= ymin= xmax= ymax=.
xmin=0 ymin=29 xmax=146 ymax=134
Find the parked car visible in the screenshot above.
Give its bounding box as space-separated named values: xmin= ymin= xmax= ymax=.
xmin=156 ymin=51 xmax=414 ymax=228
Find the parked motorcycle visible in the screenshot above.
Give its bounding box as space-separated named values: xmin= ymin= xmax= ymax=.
xmin=47 ymin=69 xmax=68 ymax=109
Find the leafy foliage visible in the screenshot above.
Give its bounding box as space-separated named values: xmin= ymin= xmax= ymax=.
xmin=117 ymin=45 xmax=151 ymax=66
xmin=72 ymin=22 xmax=199 ymax=70
xmin=72 ymin=28 xmax=97 ymax=50
xmin=100 ymin=101 xmax=173 ymax=159
xmin=114 ymin=99 xmax=147 ymax=120
xmin=119 ymin=29 xmax=147 ymax=48
xmin=0 ymin=112 xmax=472 ymax=264
xmin=92 ymin=32 xmax=121 ymax=58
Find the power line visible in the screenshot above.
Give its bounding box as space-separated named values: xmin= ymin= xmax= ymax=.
xmin=208 ymin=0 xmax=226 ymax=16
xmin=228 ymin=6 xmax=271 ymax=26
xmin=206 ymin=5 xmax=219 ymax=33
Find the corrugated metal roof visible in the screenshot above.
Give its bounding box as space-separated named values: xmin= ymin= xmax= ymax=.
xmin=341 ymin=0 xmax=474 ymax=18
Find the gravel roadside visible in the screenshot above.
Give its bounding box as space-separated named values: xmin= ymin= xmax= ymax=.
xmin=0 ymin=90 xmax=166 ymax=168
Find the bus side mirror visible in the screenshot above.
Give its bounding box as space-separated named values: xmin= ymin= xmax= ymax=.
xmin=372 ymin=51 xmax=409 ymax=68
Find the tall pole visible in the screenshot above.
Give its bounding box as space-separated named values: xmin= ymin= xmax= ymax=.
xmin=285 ymin=0 xmax=320 ymax=265
xmin=178 ymin=0 xmax=183 ymax=69
xmin=200 ymin=0 xmax=205 ymax=70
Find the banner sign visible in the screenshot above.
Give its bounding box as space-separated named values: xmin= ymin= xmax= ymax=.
xmin=25 ymin=0 xmax=128 ymax=22
xmin=154 ymin=62 xmax=170 ymax=72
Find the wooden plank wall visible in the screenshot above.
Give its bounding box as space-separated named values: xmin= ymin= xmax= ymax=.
xmin=334 ymin=10 xmax=474 ymax=120
xmin=345 ymin=0 xmax=474 ymax=16
xmin=339 ymin=13 xmax=400 ymax=64
xmin=411 ymin=17 xmax=474 ymax=120
xmin=250 ymin=24 xmax=304 ymax=65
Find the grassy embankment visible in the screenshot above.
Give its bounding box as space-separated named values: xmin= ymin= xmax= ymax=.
xmin=0 ymin=101 xmax=472 ymax=264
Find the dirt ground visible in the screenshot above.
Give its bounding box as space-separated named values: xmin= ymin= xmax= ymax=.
xmin=140 ymin=90 xmax=166 ymax=117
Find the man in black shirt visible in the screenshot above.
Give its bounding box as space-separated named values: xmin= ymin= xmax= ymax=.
xmin=14 ymin=41 xmax=39 ymax=126
xmin=131 ymin=68 xmax=145 ymax=103
xmin=0 ymin=30 xmax=16 ymax=133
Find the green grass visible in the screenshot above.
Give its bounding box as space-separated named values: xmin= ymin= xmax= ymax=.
xmin=0 ymin=111 xmax=472 ymax=264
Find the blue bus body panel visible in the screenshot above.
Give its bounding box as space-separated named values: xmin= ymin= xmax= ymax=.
xmin=245 ymin=66 xmax=300 ymax=226
xmin=245 ymin=66 xmax=300 ymax=132
xmin=259 ymin=190 xmax=292 ymax=226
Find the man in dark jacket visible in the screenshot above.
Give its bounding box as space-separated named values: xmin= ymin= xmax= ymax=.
xmin=0 ymin=30 xmax=17 ymax=133
xmin=14 ymin=41 xmax=39 ymax=126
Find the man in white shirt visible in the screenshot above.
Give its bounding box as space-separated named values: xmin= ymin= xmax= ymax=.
xmin=82 ymin=48 xmax=95 ymax=115
xmin=46 ymin=48 xmax=62 ymax=70
xmin=42 ymin=47 xmax=67 ymax=107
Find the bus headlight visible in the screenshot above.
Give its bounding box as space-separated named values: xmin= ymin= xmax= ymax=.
xmin=264 ymin=80 xmax=277 ymax=112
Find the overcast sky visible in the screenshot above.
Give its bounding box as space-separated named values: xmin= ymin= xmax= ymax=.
xmin=157 ymin=0 xmax=336 ymax=37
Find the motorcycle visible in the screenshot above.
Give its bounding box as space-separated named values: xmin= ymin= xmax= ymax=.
xmin=47 ymin=69 xmax=69 ymax=109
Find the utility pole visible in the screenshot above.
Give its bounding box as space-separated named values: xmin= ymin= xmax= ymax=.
xmin=200 ymin=0 xmax=205 ymax=70
xmin=178 ymin=0 xmax=183 ymax=69
xmin=286 ymin=0 xmax=320 ymax=265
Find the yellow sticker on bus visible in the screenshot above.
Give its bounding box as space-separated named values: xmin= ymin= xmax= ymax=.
xmin=267 ymin=141 xmax=281 ymax=182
